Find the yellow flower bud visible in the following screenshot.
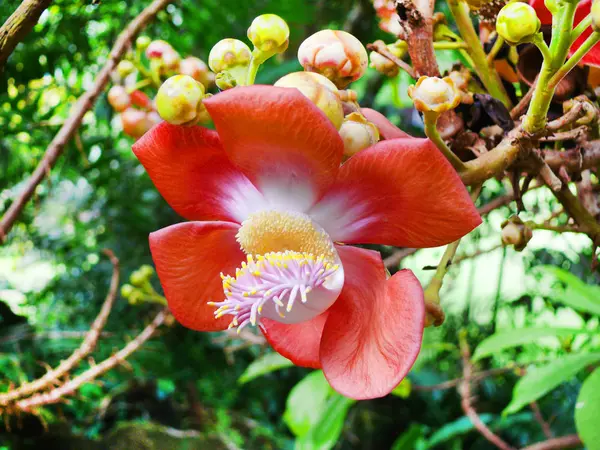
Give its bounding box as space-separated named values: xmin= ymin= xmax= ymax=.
xmin=339 ymin=112 xmax=380 ymax=158
xmin=274 ymin=72 xmax=344 ymax=129
xmin=179 ymin=56 xmax=214 ymax=88
xmin=208 ymin=38 xmax=252 ymax=73
xmin=298 ymin=30 xmax=368 ymax=88
xmin=130 ymin=270 xmax=146 ymax=287
xmin=121 ymin=284 xmax=134 ymax=299
xmin=107 ymin=85 xmax=130 ymax=112
xmin=408 ymin=76 xmax=461 ymax=114
xmin=496 ymin=2 xmax=541 ymax=45
xmin=369 ymin=45 xmax=405 ymax=77
xmin=155 ymin=75 xmax=206 ymax=126
xmin=247 ymin=14 xmax=290 ymax=53
xmin=136 ymin=36 xmax=151 ymax=52
xmin=116 ymin=60 xmax=135 ymax=78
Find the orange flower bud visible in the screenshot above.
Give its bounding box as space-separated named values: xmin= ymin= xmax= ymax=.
xmin=298 ymin=30 xmax=368 ymax=88
xmin=339 ymin=112 xmax=380 ymax=158
xmin=130 ymin=90 xmax=153 ymax=110
xmin=179 ymin=56 xmax=215 ymax=88
xmin=274 ymin=72 xmax=344 ymax=129
xmin=122 ymin=108 xmax=152 ymax=139
xmin=408 ymin=76 xmax=461 ymax=114
xmin=107 ymin=85 xmax=130 ymax=112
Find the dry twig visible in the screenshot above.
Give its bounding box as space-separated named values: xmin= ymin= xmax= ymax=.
xmin=366 ymin=40 xmax=416 ymax=78
xmin=0 ymin=0 xmax=172 ymax=243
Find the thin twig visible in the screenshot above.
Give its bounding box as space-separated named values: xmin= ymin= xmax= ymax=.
xmin=413 ymin=365 xmax=522 ymax=392
xmin=0 ymin=249 xmax=120 ymax=406
xmin=530 ymin=402 xmax=553 ymax=439
xmin=0 ymin=0 xmax=53 ymax=71
xmin=366 ymin=40 xmax=416 ymax=78
xmin=459 ymin=334 xmax=515 ymax=450
xmin=511 ymin=81 xmax=536 ymax=120
xmin=15 ymin=308 xmax=168 ymax=412
xmin=520 ymin=435 xmax=582 ymax=450
xmin=0 ymin=0 xmax=172 ymax=243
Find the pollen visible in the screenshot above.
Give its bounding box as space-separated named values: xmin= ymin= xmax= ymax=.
xmin=236 ymin=210 xmax=336 ymax=263
xmin=207 ymin=251 xmax=339 ymax=331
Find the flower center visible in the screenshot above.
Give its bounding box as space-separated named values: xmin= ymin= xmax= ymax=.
xmin=208 ymin=251 xmax=342 ymax=331
xmin=236 ymin=210 xmax=336 ymax=262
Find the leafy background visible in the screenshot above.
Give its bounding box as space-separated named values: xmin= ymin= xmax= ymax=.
xmin=1 ymin=0 xmax=599 ymax=449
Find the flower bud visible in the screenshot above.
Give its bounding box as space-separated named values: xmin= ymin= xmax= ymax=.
xmin=108 ymin=86 xmax=130 ymax=112
xmin=139 ymin=264 xmax=155 ymax=278
xmin=121 ymin=284 xmax=134 ymax=299
xmin=496 ymin=2 xmax=541 ymax=45
xmin=501 ymin=216 xmax=533 ymax=252
xmin=298 ymin=30 xmax=368 ymax=88
xmin=130 ymin=269 xmax=146 ymax=287
xmin=146 ymin=110 xmax=162 ymax=128
xmin=407 ymin=76 xmax=461 ymax=114
xmin=339 ymin=112 xmax=380 ymax=158
xmin=274 ymin=72 xmax=344 ymax=129
xmin=116 ymin=60 xmax=135 ymax=78
xmin=247 ymin=14 xmax=290 ymax=54
xmin=121 ymin=108 xmax=152 ymax=139
xmin=592 ymin=0 xmax=600 ymax=32
xmin=208 ymin=38 xmax=252 ymax=73
xmin=156 ymin=75 xmax=206 ymax=125
xmin=136 ymin=36 xmax=151 ymax=52
xmin=146 ymin=40 xmax=181 ymax=71
xmin=369 ymin=45 xmax=405 ymax=77
xmin=179 ymin=56 xmax=214 ymax=87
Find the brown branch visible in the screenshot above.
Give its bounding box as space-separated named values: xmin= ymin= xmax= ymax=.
xmin=520 ymin=435 xmax=582 ymax=450
xmin=529 ymin=402 xmax=553 ymax=440
xmin=15 ymin=308 xmax=168 ymax=412
xmin=459 ymin=334 xmax=516 ymax=450
xmin=511 ymin=83 xmax=536 ymax=120
xmin=367 ymin=40 xmax=416 ymax=78
xmin=0 ymin=249 xmax=120 ymax=406
xmin=0 ymin=0 xmax=172 ymax=243
xmin=413 ymin=366 xmax=523 ymax=392
xmin=0 ymin=0 xmax=53 ymax=71
xmin=577 ymin=170 xmax=600 ymax=219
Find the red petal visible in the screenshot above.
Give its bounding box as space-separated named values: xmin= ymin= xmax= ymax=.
xmin=310 ymin=138 xmax=481 ymax=248
xmin=320 ymin=245 xmax=425 ymax=399
xmin=133 ymin=122 xmax=266 ymax=223
xmin=361 ymin=108 xmax=412 ymax=139
xmin=149 ymin=221 xmax=246 ymax=331
xmin=259 ymin=313 xmax=329 ymax=369
xmin=204 ymin=86 xmax=344 ymax=204
xmin=529 ymin=0 xmax=553 ymax=24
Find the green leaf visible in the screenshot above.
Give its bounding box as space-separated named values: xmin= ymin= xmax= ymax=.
xmin=391 ymin=378 xmax=412 ymax=398
xmin=504 ymin=352 xmax=600 ymax=415
xmin=284 ymin=371 xmax=332 ymax=437
xmin=575 ymin=367 xmax=600 ymax=448
xmin=391 ymin=424 xmax=426 ymax=450
xmin=537 ymin=266 xmax=600 ymax=315
xmin=427 ymin=414 xmax=494 ymax=448
xmin=295 ymin=393 xmax=356 ymax=450
xmin=473 ymin=327 xmax=594 ymax=361
xmin=237 ymin=352 xmax=294 ymax=385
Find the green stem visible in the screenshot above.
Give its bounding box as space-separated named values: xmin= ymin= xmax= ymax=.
xmin=572 ymin=14 xmax=592 ymax=42
xmin=424 ymin=112 xmax=467 ymax=171
xmin=447 ymin=0 xmax=512 ymax=108
xmin=548 ymin=31 xmax=600 ymax=89
xmin=396 ymin=40 xmax=469 ymax=50
xmin=126 ymin=78 xmax=152 ymax=93
xmin=522 ymin=1 xmax=578 ymax=133
xmin=486 ymin=36 xmax=505 ymax=64
xmin=532 ymin=33 xmax=553 ymax=62
xmin=245 ymin=56 xmax=261 ymax=85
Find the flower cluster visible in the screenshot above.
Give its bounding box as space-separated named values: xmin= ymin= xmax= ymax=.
xmin=371 ymin=0 xmax=402 ymax=36
xmin=106 ymin=36 xmax=216 ymax=139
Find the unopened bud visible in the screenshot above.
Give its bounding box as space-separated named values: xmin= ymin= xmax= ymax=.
xmin=117 ymin=60 xmax=135 ymax=78
xmin=179 ymin=56 xmax=214 ymax=87
xmin=369 ymin=45 xmax=405 ymax=77
xmin=247 ymin=14 xmax=290 ymax=54
xmin=130 ymin=269 xmax=146 ymax=287
xmin=121 ymin=284 xmax=134 ymax=299
xmin=146 ymin=40 xmax=181 ymax=71
xmin=208 ymin=38 xmax=252 ymax=73
xmin=121 ymin=108 xmax=152 ymax=139
xmin=130 ymin=90 xmax=153 ymax=110
xmin=108 ymin=85 xmax=130 ymax=112
xmin=274 ymin=72 xmax=344 ymax=129
xmin=592 ymin=0 xmax=600 ymax=32
xmin=408 ymin=76 xmax=461 ymax=114
xmin=339 ymin=112 xmax=380 ymax=158
xmin=139 ymin=264 xmax=155 ymax=278
xmin=496 ymin=2 xmax=541 ymax=45
xmin=501 ymin=216 xmax=533 ymax=252
xmin=136 ymin=36 xmax=151 ymax=52
xmin=156 ymin=75 xmax=206 ymax=125
xmin=298 ymin=30 xmax=368 ymax=88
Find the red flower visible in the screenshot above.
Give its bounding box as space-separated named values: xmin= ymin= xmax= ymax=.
xmin=530 ymin=0 xmax=600 ymax=67
xmin=133 ymin=85 xmax=481 ymax=399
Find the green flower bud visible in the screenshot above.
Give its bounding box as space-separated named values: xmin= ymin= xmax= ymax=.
xmin=139 ymin=264 xmax=155 ymax=278
xmin=130 ymin=270 xmax=146 ymax=287
xmin=116 ymin=60 xmax=136 ymax=78
xmin=496 ymin=2 xmax=541 ymax=45
xmin=247 ymin=14 xmax=290 ymax=53
xmin=156 ymin=75 xmax=206 ymax=125
xmin=408 ymin=76 xmax=461 ymax=114
xmin=592 ymin=0 xmax=600 ymax=32
xmin=208 ymin=38 xmax=252 ymax=73
xmin=120 ymin=284 xmax=134 ymax=299
xmin=136 ymin=36 xmax=152 ymax=51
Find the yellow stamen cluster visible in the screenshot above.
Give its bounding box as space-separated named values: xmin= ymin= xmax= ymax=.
xmin=236 ymin=210 xmax=336 ymax=263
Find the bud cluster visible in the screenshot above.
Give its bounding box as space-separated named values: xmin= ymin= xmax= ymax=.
xmin=120 ymin=264 xmax=167 ymax=306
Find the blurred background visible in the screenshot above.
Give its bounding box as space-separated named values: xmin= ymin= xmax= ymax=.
xmin=1 ymin=0 xmax=599 ymax=449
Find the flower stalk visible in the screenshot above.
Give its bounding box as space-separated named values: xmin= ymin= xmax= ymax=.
xmin=424 ymin=112 xmax=467 ymax=171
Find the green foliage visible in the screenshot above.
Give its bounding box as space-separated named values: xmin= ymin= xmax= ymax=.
xmin=575 ymin=368 xmax=600 ymax=449
xmin=237 ymin=352 xmax=294 ymax=385
xmin=536 ymin=266 xmax=600 ymax=315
